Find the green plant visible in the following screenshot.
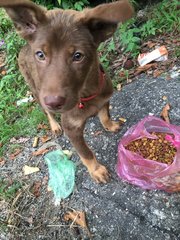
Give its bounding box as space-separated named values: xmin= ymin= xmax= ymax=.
xmin=100 ymin=0 xmax=179 ymax=61
xmin=0 ymin=9 xmax=47 ymax=156
xmin=34 ymin=0 xmax=89 ymax=10
xmin=0 ymin=179 xmax=22 ymax=200
xmin=58 ymin=0 xmax=89 ymax=10
xmin=118 ymin=18 xmax=141 ymax=56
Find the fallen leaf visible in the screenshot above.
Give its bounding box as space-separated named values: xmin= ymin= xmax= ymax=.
xmin=124 ymin=59 xmax=134 ymax=69
xmin=142 ymin=41 xmax=156 ymax=48
xmin=147 ymin=41 xmax=156 ymax=48
xmin=153 ymin=69 xmax=163 ymax=78
xmin=160 ymin=103 xmax=171 ymax=123
xmin=41 ymin=135 xmax=51 ymax=143
xmin=0 ymin=157 xmax=5 ymax=166
xmin=10 ymin=149 xmax=22 ymax=160
xmin=119 ymin=70 xmax=126 ymax=78
xmin=0 ymin=142 xmax=3 ymax=147
xmin=162 ymin=96 xmax=168 ymax=101
xmin=1 ymin=70 xmax=6 ymax=75
xmin=32 ymin=148 xmax=49 ymax=156
xmin=116 ymin=83 xmax=122 ymax=91
xmin=23 ymin=165 xmax=40 ymax=175
xmin=166 ymin=75 xmax=171 ymax=80
xmin=119 ymin=117 xmax=127 ymax=123
xmin=93 ymin=130 xmax=103 ymax=136
xmin=32 ymin=181 xmax=41 ymax=197
xmin=33 ymin=136 xmax=39 ymax=148
xmin=62 ymin=150 xmax=73 ymax=158
xmin=134 ymin=63 xmax=157 ymax=76
xmin=37 ymin=123 xmax=49 ymax=130
xmin=64 ymin=210 xmax=91 ymax=237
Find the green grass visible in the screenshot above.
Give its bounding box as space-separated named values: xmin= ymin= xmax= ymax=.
xmin=0 ymin=178 xmax=22 ymax=201
xmin=100 ymin=0 xmax=180 ymax=65
xmin=0 ymin=9 xmax=47 ymax=156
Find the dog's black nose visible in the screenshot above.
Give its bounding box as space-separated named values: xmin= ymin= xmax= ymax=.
xmin=44 ymin=96 xmax=66 ymax=108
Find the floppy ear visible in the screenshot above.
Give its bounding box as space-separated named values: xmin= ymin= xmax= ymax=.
xmin=0 ymin=0 xmax=47 ymax=40
xmin=82 ymin=0 xmax=134 ymax=46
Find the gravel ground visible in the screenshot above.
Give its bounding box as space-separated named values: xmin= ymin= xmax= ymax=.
xmin=1 ymin=72 xmax=180 ymax=240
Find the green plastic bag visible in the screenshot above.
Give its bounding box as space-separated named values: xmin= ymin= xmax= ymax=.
xmin=44 ymin=149 xmax=75 ymax=205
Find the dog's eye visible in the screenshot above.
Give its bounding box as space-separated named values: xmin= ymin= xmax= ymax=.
xmin=35 ymin=51 xmax=46 ymax=61
xmin=73 ymin=52 xmax=84 ymax=62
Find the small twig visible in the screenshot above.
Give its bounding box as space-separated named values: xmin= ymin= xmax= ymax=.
xmin=70 ymin=213 xmax=79 ymax=229
xmin=47 ymin=224 xmax=79 ymax=227
xmin=7 ymin=224 xmax=20 ymax=230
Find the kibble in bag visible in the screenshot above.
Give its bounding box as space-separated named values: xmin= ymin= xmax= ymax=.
xmin=117 ymin=116 xmax=180 ymax=192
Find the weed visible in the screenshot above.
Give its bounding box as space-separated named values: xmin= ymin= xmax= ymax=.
xmin=99 ymin=0 xmax=179 ymax=67
xmin=0 ymin=179 xmax=22 ymax=201
xmin=0 ymin=10 xmax=47 ymax=156
xmin=34 ymin=0 xmax=89 ymax=11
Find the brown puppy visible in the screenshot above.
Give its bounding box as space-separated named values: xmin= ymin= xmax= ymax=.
xmin=0 ymin=0 xmax=133 ymax=183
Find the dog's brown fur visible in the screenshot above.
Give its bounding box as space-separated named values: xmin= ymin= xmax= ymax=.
xmin=0 ymin=0 xmax=133 ymax=183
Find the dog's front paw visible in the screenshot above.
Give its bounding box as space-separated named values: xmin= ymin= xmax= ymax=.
xmin=50 ymin=121 xmax=62 ymax=135
xmin=105 ymin=121 xmax=121 ymax=133
xmin=90 ymin=164 xmax=110 ymax=183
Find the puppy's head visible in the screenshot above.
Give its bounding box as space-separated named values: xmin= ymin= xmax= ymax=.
xmin=1 ymin=0 xmax=133 ymax=113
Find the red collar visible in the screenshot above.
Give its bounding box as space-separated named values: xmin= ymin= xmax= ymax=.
xmin=78 ymin=65 xmax=105 ymax=109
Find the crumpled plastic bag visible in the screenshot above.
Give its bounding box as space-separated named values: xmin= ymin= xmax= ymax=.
xmin=117 ymin=116 xmax=180 ymax=192
xmin=45 ymin=149 xmax=75 ymax=205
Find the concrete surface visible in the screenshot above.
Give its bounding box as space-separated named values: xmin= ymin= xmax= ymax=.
xmin=1 ymin=73 xmax=180 ymax=240
xmin=55 ymin=73 xmax=180 ymax=240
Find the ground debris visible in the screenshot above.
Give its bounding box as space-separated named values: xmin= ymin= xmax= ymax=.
xmin=160 ymin=103 xmax=171 ymax=123
xmin=64 ymin=209 xmax=92 ymax=238
xmin=23 ymin=165 xmax=40 ymax=175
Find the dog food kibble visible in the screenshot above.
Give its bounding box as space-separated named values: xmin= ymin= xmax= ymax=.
xmin=126 ymin=132 xmax=176 ymax=164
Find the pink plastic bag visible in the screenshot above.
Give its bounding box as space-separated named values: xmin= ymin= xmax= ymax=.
xmin=117 ymin=116 xmax=180 ymax=192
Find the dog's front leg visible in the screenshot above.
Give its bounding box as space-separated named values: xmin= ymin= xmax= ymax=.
xmin=45 ymin=111 xmax=62 ymax=135
xmin=98 ymin=102 xmax=120 ymax=132
xmin=61 ymin=116 xmax=110 ymax=183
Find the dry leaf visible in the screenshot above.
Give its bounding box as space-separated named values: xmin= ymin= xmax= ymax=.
xmin=160 ymin=103 xmax=171 ymax=123
xmin=10 ymin=149 xmax=22 ymax=160
xmin=1 ymin=70 xmax=6 ymax=75
xmin=93 ymin=130 xmax=103 ymax=136
xmin=37 ymin=123 xmax=49 ymax=130
xmin=153 ymin=69 xmax=163 ymax=78
xmin=166 ymin=75 xmax=172 ymax=80
xmin=33 ymin=137 xmax=39 ymax=148
xmin=124 ymin=59 xmax=134 ymax=69
xmin=116 ymin=83 xmax=122 ymax=91
xmin=41 ymin=135 xmax=51 ymax=143
xmin=147 ymin=41 xmax=156 ymax=48
xmin=0 ymin=142 xmax=3 ymax=147
xmin=119 ymin=117 xmax=127 ymax=123
xmin=32 ymin=181 xmax=41 ymax=197
xmin=62 ymin=150 xmax=73 ymax=158
xmin=134 ymin=63 xmax=157 ymax=76
xmin=119 ymin=70 xmax=126 ymax=78
xmin=0 ymin=157 xmax=5 ymax=166
xmin=142 ymin=41 xmax=156 ymax=48
xmin=64 ymin=210 xmax=91 ymax=237
xmin=23 ymin=165 xmax=40 ymax=175
xmin=32 ymin=148 xmax=49 ymax=156
xmin=162 ymin=96 xmax=167 ymax=101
